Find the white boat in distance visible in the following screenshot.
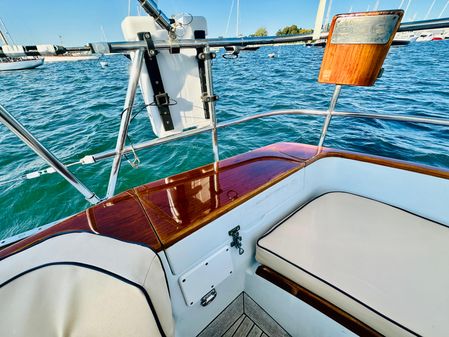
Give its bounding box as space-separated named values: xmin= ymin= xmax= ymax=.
xmin=44 ymin=53 xmax=100 ymax=63
xmin=416 ymin=33 xmax=434 ymax=42
xmin=0 ymin=19 xmax=44 ymax=71
xmin=0 ymin=57 xmax=44 ymax=71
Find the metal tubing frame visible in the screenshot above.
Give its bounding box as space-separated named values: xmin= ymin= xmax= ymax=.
xmin=0 ymin=105 xmax=100 ymax=204
xmin=4 ymin=106 xmax=449 ymax=247
xmin=98 ymin=16 xmax=449 ymax=52
xmin=137 ymin=0 xmax=172 ymax=32
xmin=69 ymin=17 xmax=449 ymax=53
xmin=318 ymin=85 xmax=342 ymax=147
xmin=82 ymin=108 xmax=449 ymax=164
xmin=106 ymin=49 xmax=144 ymax=198
xmin=203 ymin=46 xmax=220 ymax=162
xmin=2 ymin=17 xmax=449 ymax=59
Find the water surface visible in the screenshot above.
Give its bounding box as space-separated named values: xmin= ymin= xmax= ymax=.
xmin=1 ymin=41 xmax=448 ymax=238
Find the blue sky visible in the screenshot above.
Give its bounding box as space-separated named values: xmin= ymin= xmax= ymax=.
xmin=0 ymin=0 xmax=447 ymax=46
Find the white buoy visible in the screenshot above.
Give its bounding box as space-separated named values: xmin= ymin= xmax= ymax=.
xmin=268 ymin=53 xmax=276 ymax=58
xmin=100 ymin=61 xmax=109 ymax=68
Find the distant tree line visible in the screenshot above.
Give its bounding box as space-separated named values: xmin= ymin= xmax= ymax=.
xmin=276 ymin=25 xmax=313 ymax=36
xmin=251 ymin=25 xmax=313 ymax=37
xmin=251 ymin=27 xmax=268 ymax=37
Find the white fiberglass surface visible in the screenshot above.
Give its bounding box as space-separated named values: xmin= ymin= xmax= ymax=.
xmin=161 ymin=157 xmax=449 ymax=336
xmin=303 ymin=157 xmax=449 ymax=226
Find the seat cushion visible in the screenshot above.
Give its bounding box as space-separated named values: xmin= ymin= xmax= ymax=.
xmin=1 ymin=264 xmax=161 ymax=337
xmin=256 ymin=192 xmax=449 ymax=337
xmin=0 ymin=232 xmax=173 ymax=337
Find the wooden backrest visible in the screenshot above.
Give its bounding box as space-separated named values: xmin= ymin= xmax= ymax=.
xmin=318 ymin=10 xmax=403 ymax=86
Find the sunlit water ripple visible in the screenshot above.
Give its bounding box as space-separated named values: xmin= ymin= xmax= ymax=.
xmin=1 ymin=41 xmax=449 ymax=239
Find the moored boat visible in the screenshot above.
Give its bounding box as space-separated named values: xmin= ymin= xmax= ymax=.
xmin=416 ymin=32 xmax=434 ymax=42
xmin=0 ymin=20 xmax=44 ymax=71
xmin=44 ymin=53 xmax=101 ymax=63
xmin=0 ymin=57 xmax=43 ymax=71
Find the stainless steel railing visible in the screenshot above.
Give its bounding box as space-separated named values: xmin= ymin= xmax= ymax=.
xmin=2 ymin=17 xmax=449 ymax=59
xmin=81 ymin=109 xmax=449 ymax=164
xmin=0 ymin=105 xmax=100 ymax=204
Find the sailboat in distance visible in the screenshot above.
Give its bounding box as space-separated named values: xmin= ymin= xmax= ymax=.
xmin=0 ymin=18 xmax=43 ymax=71
xmin=224 ymin=0 xmax=260 ymax=55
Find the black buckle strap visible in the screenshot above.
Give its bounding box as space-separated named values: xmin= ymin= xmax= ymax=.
xmin=138 ymin=32 xmax=174 ymax=131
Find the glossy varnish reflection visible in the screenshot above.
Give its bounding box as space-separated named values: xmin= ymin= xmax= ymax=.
xmin=0 ymin=191 xmax=161 ymax=258
xmin=2 ymin=142 xmax=449 ymax=259
xmin=134 ymin=144 xmax=307 ymax=247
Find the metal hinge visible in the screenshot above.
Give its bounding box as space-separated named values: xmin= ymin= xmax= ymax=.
xmin=229 ymin=225 xmax=244 ymax=255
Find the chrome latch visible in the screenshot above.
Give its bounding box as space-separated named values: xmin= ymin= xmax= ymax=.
xmin=201 ymin=288 xmax=217 ymax=307
xmin=229 ymin=225 xmax=244 ymax=255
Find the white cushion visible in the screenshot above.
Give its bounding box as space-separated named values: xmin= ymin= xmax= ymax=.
xmin=256 ymin=192 xmax=449 ymax=337
xmin=0 ymin=232 xmax=174 ymax=337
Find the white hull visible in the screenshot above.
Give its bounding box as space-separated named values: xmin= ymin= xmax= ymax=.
xmin=44 ymin=55 xmax=101 ymax=63
xmin=0 ymin=58 xmax=44 ymax=71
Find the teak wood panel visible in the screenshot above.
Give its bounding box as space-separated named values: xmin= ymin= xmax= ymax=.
xmin=256 ymin=266 xmax=383 ymax=337
xmin=0 ymin=191 xmax=161 ymax=259
xmin=133 ymin=144 xmax=307 ymax=247
xmin=318 ymin=10 xmax=403 ymax=86
xmin=2 ymin=142 xmax=449 ymax=259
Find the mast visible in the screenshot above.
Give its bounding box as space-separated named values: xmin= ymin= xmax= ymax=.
xmin=0 ymin=30 xmax=8 ymax=46
xmin=236 ymin=0 xmax=240 ymax=37
xmin=312 ymin=0 xmax=327 ymax=40
xmin=439 ymin=0 xmax=449 ymax=18
xmin=324 ymin=0 xmax=333 ymax=30
xmin=425 ymin=0 xmax=436 ymax=19
xmin=225 ymin=0 xmax=235 ymax=37
xmin=404 ymin=0 xmax=412 ymax=16
xmin=100 ymin=25 xmax=108 ymax=42
xmin=0 ymin=18 xmax=11 ymax=45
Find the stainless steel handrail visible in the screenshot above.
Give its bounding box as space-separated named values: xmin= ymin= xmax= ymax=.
xmin=81 ymin=109 xmax=449 ymax=164
xmin=2 ymin=16 xmax=449 ymax=58
xmin=0 ymin=105 xmax=100 ymax=204
xmin=3 ymin=107 xmax=449 ymax=248
xmin=106 ymin=49 xmax=144 ymax=198
xmin=87 ymin=16 xmax=449 ymax=53
xmin=398 ymin=17 xmax=449 ymax=32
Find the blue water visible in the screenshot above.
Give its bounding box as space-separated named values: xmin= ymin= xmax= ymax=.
xmin=1 ymin=41 xmax=449 ymax=239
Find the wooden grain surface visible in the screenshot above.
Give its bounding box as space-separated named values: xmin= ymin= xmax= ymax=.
xmin=2 ymin=142 xmax=449 ymax=259
xmin=134 ymin=144 xmax=306 ymax=247
xmin=0 ymin=191 xmax=162 ymax=258
xmin=318 ymin=10 xmax=403 ymax=86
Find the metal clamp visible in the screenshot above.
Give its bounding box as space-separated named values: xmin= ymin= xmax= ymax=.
xmin=201 ymin=93 xmax=219 ymax=103
xmin=198 ymin=52 xmax=216 ymax=60
xmin=229 ymin=225 xmax=244 ymax=255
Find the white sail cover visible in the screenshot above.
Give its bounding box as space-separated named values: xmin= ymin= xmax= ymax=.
xmin=122 ymin=16 xmax=211 ymax=138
